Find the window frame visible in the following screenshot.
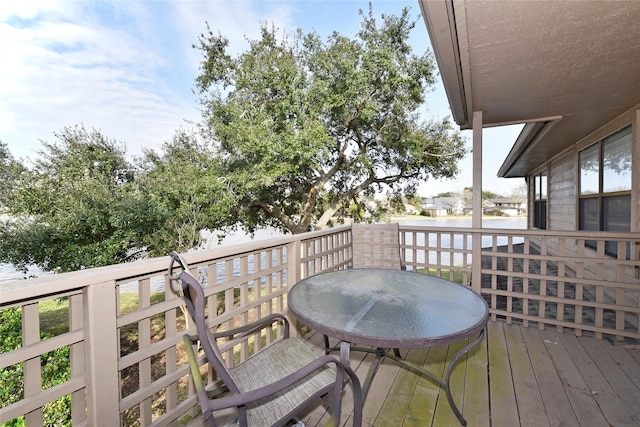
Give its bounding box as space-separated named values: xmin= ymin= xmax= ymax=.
xmin=577 ymin=125 xmax=632 ymax=257
xmin=532 ymin=170 xmax=547 ymax=230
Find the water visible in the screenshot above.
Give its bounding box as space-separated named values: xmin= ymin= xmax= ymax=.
xmin=1 ymin=217 xmax=526 ymax=285
xmin=400 ymin=216 xmax=527 ymax=230
xmin=0 ymin=263 xmax=48 ymax=284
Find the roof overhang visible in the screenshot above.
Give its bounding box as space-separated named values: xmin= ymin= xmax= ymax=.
xmin=419 ymin=0 xmax=640 ymax=177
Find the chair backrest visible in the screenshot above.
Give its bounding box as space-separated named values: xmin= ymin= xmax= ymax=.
xmin=351 ymin=222 xmax=403 ymax=270
xmin=169 ymin=253 xmax=241 ymax=395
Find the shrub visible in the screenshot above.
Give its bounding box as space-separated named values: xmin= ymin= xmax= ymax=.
xmin=0 ymin=307 xmax=71 ymax=427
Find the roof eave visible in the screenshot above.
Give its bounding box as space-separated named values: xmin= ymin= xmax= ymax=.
xmin=419 ymin=0 xmax=469 ymax=129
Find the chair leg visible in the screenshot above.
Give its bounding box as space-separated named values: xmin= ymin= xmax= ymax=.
xmin=323 ymin=334 xmax=331 ymax=355
xmin=394 ymin=348 xmax=401 ymax=358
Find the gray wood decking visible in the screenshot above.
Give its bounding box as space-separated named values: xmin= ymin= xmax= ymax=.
xmin=189 ymin=320 xmax=640 ymax=427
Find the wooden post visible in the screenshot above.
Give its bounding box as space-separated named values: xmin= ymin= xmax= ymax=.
xmin=84 ymin=280 xmax=120 ymax=426
xmin=472 ymin=110 xmax=483 ymax=295
xmin=69 ymin=293 xmax=87 ymax=424
xmin=22 ymin=303 xmax=42 ymax=426
xmin=287 ymin=240 xmax=302 ymax=337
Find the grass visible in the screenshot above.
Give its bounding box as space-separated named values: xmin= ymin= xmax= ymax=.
xmin=418 ymin=267 xmax=469 ymax=285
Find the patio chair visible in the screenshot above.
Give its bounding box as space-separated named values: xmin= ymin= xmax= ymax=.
xmin=168 ymin=252 xmax=363 ymax=427
xmin=350 ymin=222 xmax=404 ymax=270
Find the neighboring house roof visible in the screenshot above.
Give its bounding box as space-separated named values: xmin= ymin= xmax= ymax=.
xmin=419 ymin=0 xmax=640 ymax=178
xmin=421 ymin=197 xmax=461 ymax=209
xmin=403 ymin=203 xmax=419 ymax=214
xmin=488 ymin=198 xmax=525 ymax=206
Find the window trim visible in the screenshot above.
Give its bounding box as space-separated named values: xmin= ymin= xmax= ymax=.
xmin=533 ymin=170 xmax=547 ymax=229
xmin=577 ymin=125 xmax=632 ymax=257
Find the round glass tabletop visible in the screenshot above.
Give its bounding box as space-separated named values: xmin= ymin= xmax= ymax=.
xmin=288 ymin=268 xmax=489 ymax=348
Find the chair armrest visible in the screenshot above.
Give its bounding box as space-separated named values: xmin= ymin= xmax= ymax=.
xmin=211 ymin=313 xmax=290 ymax=340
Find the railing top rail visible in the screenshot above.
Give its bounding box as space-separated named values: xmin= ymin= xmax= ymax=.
xmin=398 ymin=224 xmax=640 ymax=240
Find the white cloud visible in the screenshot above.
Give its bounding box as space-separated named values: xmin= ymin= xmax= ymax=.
xmin=0 ymin=0 xmax=67 ymax=20
xmin=0 ymin=1 xmax=199 ymax=159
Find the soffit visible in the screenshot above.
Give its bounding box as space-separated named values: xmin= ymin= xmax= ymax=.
xmin=421 ymin=0 xmax=640 ymax=177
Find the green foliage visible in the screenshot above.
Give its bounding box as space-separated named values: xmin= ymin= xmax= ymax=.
xmin=0 ymin=126 xmax=168 ymax=272
xmin=0 ymin=308 xmax=23 ymax=408
xmin=435 ymin=192 xmax=455 ymax=198
xmin=0 ymin=307 xmax=71 ymax=426
xmin=194 ymin=5 xmax=466 ymax=233
xmin=482 ymin=191 xmax=501 ymax=200
xmin=0 ymin=141 xmax=26 ymax=211
xmin=137 ymin=130 xmax=238 ymax=251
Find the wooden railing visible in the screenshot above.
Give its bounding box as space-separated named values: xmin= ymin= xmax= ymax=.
xmin=399 ymin=225 xmax=640 ymax=341
xmin=1 ymin=223 xmax=638 ymax=426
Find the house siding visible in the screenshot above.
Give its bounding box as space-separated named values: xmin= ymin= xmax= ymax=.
xmin=526 ymin=106 xmax=640 ymax=286
xmin=527 ymin=106 xmax=639 ymax=234
xmin=548 ymin=151 xmax=575 ymax=231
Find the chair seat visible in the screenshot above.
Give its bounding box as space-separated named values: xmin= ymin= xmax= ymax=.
xmin=229 ymin=338 xmax=337 ymax=425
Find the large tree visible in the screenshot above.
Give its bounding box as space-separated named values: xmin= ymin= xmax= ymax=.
xmin=0 ymin=126 xmax=168 ymax=272
xmin=194 ymin=6 xmax=466 ymax=234
xmin=136 ymin=130 xmax=238 ymax=251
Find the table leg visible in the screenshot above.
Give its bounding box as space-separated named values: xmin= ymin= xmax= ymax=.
xmin=361 ymin=348 xmax=386 ymax=400
xmin=339 ymin=342 xmax=387 ymax=400
xmin=382 ymin=329 xmax=486 ymax=426
xmin=339 ymin=341 xmax=351 ymax=367
xmin=443 ymin=329 xmax=486 ymax=426
xmin=331 ymin=329 xmax=486 ymax=425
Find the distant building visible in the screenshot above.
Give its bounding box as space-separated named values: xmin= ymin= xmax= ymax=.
xmin=421 ymin=196 xmax=466 ymax=216
xmin=403 ymin=203 xmax=419 ymax=215
xmin=485 ymin=198 xmax=527 ymax=216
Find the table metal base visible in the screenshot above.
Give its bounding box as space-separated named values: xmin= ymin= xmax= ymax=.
xmin=326 ymin=329 xmax=486 ymax=427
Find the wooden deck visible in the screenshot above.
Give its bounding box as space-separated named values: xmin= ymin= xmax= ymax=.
xmin=189 ymin=320 xmax=640 ymax=427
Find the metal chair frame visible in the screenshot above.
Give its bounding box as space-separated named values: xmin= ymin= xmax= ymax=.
xmin=169 ymin=252 xmax=363 ymax=427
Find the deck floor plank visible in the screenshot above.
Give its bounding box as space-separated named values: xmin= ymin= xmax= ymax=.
xmin=557 ymin=331 xmax=638 ymax=427
xmin=487 ymin=321 xmax=520 ymax=427
xmin=187 ymin=321 xmax=640 ymax=427
xmin=431 ymin=338 xmax=469 ymax=427
xmin=461 ymin=329 xmax=490 ymax=427
xmin=360 ymin=348 xmax=405 ymax=427
xmin=503 ymin=322 xmax=548 ymax=427
xmin=627 ymin=343 xmax=640 ymax=365
xmin=579 ymin=337 xmax=640 ymax=425
xmin=397 ymin=347 xmax=434 ymax=426
xmin=520 ymin=326 xmax=581 ymax=427
xmin=382 ymin=347 xmax=430 ymax=427
xmin=598 ymin=340 xmax=640 ymax=390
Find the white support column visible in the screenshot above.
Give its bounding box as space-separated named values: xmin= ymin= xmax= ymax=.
xmin=472 ymin=111 xmax=483 ymax=294
xmin=472 ymin=111 xmax=483 ymax=228
xmin=84 ymin=280 xmax=120 ymax=427
xmin=632 ymin=108 xmax=639 ymax=233
xmin=632 ymin=108 xmax=639 ymax=277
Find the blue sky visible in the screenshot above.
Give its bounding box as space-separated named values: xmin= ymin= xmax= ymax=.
xmin=0 ymin=0 xmax=524 ymax=196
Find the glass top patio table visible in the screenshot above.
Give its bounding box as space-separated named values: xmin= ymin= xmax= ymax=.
xmin=288 ymin=268 xmax=489 ymax=349
xmin=288 ymin=268 xmax=489 ymax=426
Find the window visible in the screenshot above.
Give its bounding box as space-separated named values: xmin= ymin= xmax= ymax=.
xmin=533 ymin=171 xmax=547 ymax=229
xmin=578 ymin=126 xmax=632 ymax=257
